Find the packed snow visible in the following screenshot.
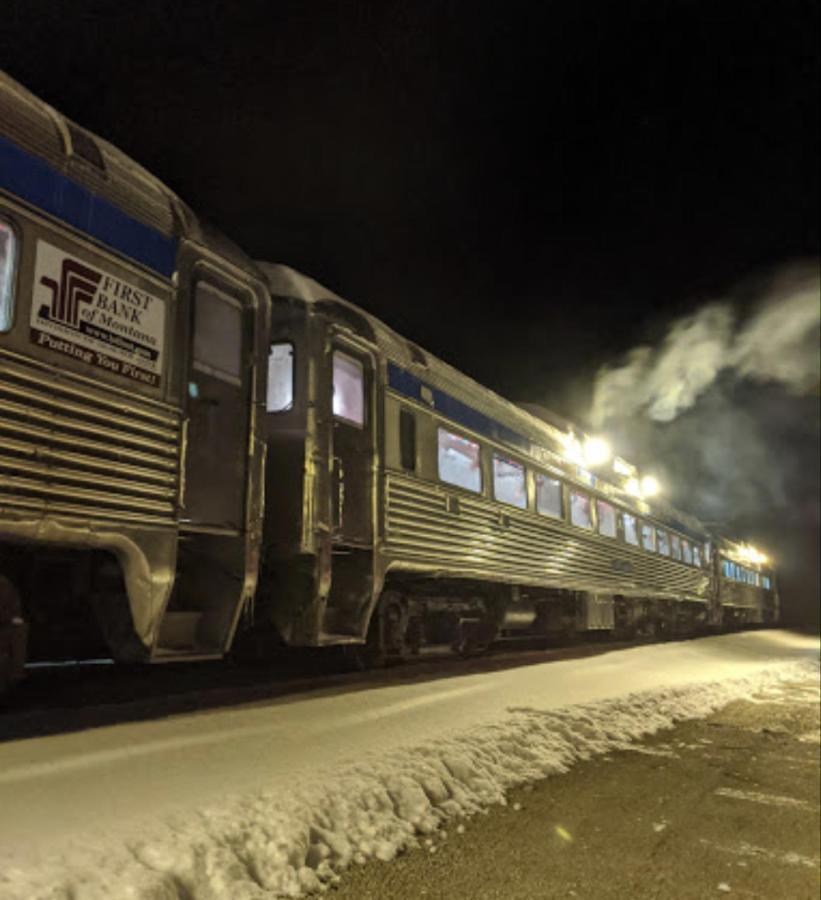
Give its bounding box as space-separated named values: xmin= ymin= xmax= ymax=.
xmin=0 ymin=630 xmax=817 ymax=899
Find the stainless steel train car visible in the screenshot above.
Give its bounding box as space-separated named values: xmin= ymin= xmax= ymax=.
xmin=0 ymin=72 xmax=269 ymax=688
xmin=255 ymin=265 xmax=778 ymax=661
xmin=0 ymin=71 xmax=778 ymax=688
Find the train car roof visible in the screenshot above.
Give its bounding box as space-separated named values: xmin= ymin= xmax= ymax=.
xmin=0 ymin=71 xmax=257 ymax=280
xmin=258 ymin=262 xmax=710 ymax=541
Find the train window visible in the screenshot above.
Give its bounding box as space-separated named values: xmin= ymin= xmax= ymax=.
xmin=670 ymin=534 xmax=682 ymax=561
xmin=0 ymin=218 xmax=19 ymax=332
xmin=193 ymin=283 xmax=242 ymax=385
xmin=266 ymin=342 xmax=294 ymax=411
xmin=703 ymin=541 xmax=712 ymax=564
xmin=596 ymin=500 xmax=617 ymax=537
xmin=657 ymin=529 xmax=670 ymax=556
xmin=623 ymin=513 xmax=639 ymax=546
xmin=438 ymin=427 xmax=481 ymax=493
xmin=400 ymin=408 xmax=416 ymax=472
xmin=681 ymin=539 xmax=693 ymax=565
xmin=762 ymin=575 xmax=771 ymax=590
xmin=536 ymin=474 xmax=563 ymax=519
xmin=332 ymin=351 xmax=365 ymax=426
xmin=693 ymin=544 xmax=702 ymax=568
xmin=569 ymin=491 xmax=593 ymax=529
xmin=641 ymin=523 xmax=656 ymax=552
xmin=493 ymin=455 xmax=526 ymax=509
xmin=722 ymin=560 xmax=731 ymax=578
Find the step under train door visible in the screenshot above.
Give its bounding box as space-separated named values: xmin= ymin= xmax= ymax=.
xmin=156 ymin=257 xmax=261 ymax=658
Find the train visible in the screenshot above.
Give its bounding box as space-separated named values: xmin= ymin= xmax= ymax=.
xmin=0 ymin=71 xmax=778 ymax=691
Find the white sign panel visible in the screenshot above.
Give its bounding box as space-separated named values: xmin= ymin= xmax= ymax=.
xmin=30 ymin=240 xmax=166 ymax=387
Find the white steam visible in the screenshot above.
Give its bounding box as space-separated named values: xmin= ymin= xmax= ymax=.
xmin=591 ymin=263 xmax=820 ymax=426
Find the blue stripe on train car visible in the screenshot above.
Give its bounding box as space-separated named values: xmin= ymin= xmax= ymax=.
xmin=387 ymin=361 xmax=530 ymax=452
xmin=0 ymin=136 xmax=177 ymax=277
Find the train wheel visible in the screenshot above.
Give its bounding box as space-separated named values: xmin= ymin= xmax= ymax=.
xmin=345 ymin=591 xmax=409 ymax=670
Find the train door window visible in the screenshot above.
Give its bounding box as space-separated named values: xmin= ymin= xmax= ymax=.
xmin=641 ymin=522 xmax=656 ymax=552
xmin=657 ymin=529 xmax=670 ymax=556
xmin=569 ymin=490 xmax=593 ymax=529
xmin=493 ymin=455 xmax=526 ymax=508
xmin=596 ymin=500 xmax=617 ymax=537
xmin=681 ymin=539 xmax=693 ymax=565
xmin=0 ymin=218 xmax=19 ymax=332
xmin=332 ymin=351 xmax=365 ymax=426
xmin=693 ymin=544 xmax=702 ymax=568
xmin=670 ymin=534 xmax=682 ymax=561
xmin=623 ymin=513 xmax=639 ymax=546
xmin=536 ymin=474 xmax=563 ymax=519
xmin=267 ymin=342 xmax=294 ymax=412
xmin=438 ymin=427 xmax=482 ymax=493
xmin=399 ymin=408 xmax=416 ymax=472
xmin=193 ymin=283 xmax=242 ymax=384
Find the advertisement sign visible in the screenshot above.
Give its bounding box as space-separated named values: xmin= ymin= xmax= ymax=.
xmin=30 ymin=240 xmax=166 ymax=387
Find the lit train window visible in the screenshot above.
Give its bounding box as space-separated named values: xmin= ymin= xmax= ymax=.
xmin=670 ymin=534 xmax=682 ymax=561
xmin=657 ymin=530 xmax=670 ymax=556
xmin=332 ymin=351 xmax=365 ymax=426
xmin=569 ymin=491 xmax=593 ymax=529
xmin=641 ymin=522 xmax=656 ymax=552
xmin=493 ymin=455 xmax=526 ymax=509
xmin=193 ymin=283 xmax=242 ymax=385
xmin=762 ymin=575 xmax=771 ymax=590
xmin=722 ymin=560 xmax=731 ymax=578
xmin=693 ymin=544 xmax=702 ymax=568
xmin=1 ymin=218 xmax=18 ymax=332
xmin=438 ymin=427 xmax=481 ymax=493
xmin=623 ymin=513 xmax=639 ymax=546
xmin=596 ymin=500 xmax=617 ymax=538
xmin=266 ymin=342 xmax=294 ymax=411
xmin=682 ymin=540 xmax=693 ymax=565
xmin=536 ymin=474 xmax=563 ymax=519
xmin=703 ymin=542 xmax=712 ymax=563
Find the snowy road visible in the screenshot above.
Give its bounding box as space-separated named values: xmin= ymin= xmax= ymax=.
xmin=0 ymin=630 xmax=817 ymax=899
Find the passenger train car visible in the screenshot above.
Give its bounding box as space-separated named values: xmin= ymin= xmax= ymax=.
xmin=0 ymin=72 xmax=778 ymax=689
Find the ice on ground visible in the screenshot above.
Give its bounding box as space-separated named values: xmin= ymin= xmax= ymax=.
xmin=0 ymin=630 xmax=817 ymax=900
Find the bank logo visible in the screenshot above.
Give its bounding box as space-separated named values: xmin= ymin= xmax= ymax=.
xmin=30 ymin=240 xmax=166 ymax=388
xmin=38 ymin=258 xmax=103 ymax=329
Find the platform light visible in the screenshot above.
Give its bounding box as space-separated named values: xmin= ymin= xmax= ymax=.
xmin=560 ymin=432 xmax=585 ymax=466
xmin=640 ymin=475 xmax=660 ymax=497
xmin=739 ymin=544 xmax=769 ymax=566
xmin=625 ymin=477 xmax=642 ymax=497
xmin=613 ymin=456 xmax=635 ymax=477
xmin=582 ymin=436 xmax=611 ymax=467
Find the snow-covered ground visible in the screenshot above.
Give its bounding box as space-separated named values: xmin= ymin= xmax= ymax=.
xmin=0 ymin=630 xmax=817 ymax=899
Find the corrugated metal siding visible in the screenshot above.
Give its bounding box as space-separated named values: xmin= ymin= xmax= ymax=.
xmin=385 ymin=473 xmax=709 ymax=600
xmin=1 ymin=73 xmax=176 ymax=240
xmin=0 ymin=77 xmax=64 ymax=169
xmin=0 ymin=350 xmax=179 ymax=526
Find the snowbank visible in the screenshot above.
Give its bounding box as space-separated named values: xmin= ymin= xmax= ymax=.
xmin=0 ymin=633 xmax=817 ymax=899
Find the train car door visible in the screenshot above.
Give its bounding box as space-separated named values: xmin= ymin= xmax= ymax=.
xmin=330 ymin=341 xmax=374 ymax=546
xmin=183 ymin=272 xmax=252 ymax=530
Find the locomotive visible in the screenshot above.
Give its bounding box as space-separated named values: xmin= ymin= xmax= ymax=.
xmin=0 ymin=71 xmax=777 ymax=690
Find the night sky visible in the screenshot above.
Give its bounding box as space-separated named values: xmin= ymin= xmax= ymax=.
xmin=3 ymin=1 xmax=819 ymax=619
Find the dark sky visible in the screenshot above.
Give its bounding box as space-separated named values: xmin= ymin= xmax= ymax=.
xmin=3 ymin=1 xmax=819 ymax=617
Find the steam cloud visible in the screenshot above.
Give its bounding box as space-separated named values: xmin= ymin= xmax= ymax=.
xmin=591 ymin=263 xmax=820 ymax=427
